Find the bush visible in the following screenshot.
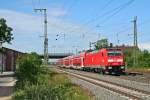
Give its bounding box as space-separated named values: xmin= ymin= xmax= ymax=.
xmin=12 ymin=90 xmax=26 ymax=100
xmin=12 ymin=74 xmax=92 ymax=100
xmin=13 ymin=52 xmax=93 ymax=100
xmin=124 ymin=49 xmax=150 ymax=68
xmin=15 ymin=52 xmax=42 ymax=89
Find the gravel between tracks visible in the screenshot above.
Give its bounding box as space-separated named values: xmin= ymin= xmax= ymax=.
xmin=62 ymin=68 xmax=150 ymax=93
xmin=53 ymin=67 xmax=130 ymax=100
xmin=119 ymin=72 xmax=150 ymax=84
xmin=69 ymin=75 xmax=130 ymax=100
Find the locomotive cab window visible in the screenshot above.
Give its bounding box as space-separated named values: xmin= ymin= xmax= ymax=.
xmin=107 ymin=51 xmax=122 ymax=56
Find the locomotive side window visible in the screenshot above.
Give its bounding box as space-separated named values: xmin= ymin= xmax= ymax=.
xmin=108 ymin=51 xmax=122 ymax=56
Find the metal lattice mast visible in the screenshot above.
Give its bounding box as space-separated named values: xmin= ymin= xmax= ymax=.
xmin=34 ymin=8 xmax=48 ymax=65
xmin=132 ymin=16 xmax=138 ymax=66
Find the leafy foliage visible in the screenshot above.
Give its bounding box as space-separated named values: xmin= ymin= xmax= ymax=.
xmin=124 ymin=48 xmax=150 ymax=68
xmin=94 ymin=39 xmax=109 ymax=50
xmin=94 ymin=39 xmax=113 ymax=50
xmin=0 ymin=18 xmax=13 ymax=43
xmin=138 ymin=50 xmax=150 ymax=67
xmin=15 ymin=52 xmax=42 ymax=88
xmin=13 ymin=53 xmax=93 ymax=100
xmin=13 ymin=73 xmax=92 ymax=100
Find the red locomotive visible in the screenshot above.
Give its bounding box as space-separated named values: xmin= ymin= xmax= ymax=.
xmin=57 ymin=48 xmax=126 ymax=74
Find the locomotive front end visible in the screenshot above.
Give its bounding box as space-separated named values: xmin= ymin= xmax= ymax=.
xmin=106 ymin=49 xmax=126 ymax=74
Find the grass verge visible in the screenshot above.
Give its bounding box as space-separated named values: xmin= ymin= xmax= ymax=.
xmin=12 ymin=68 xmax=94 ymax=100
xmin=127 ymin=67 xmax=150 ymax=73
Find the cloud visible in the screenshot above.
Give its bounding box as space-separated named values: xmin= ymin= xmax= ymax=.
xmin=2 ymin=9 xmax=148 ymax=53
xmin=48 ymin=7 xmax=67 ymax=17
xmin=0 ymin=9 xmax=42 ymax=34
xmin=0 ymin=9 xmax=96 ymax=53
xmin=0 ymin=9 xmax=94 ymax=35
xmin=139 ymin=42 xmax=150 ymax=51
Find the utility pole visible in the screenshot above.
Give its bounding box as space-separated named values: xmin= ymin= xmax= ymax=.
xmin=89 ymin=41 xmax=97 ymax=51
xmin=116 ymin=33 xmax=120 ymax=45
xmin=75 ymin=48 xmax=78 ymax=55
xmin=34 ymin=8 xmax=48 ymax=65
xmin=89 ymin=42 xmax=92 ymax=50
xmin=132 ymin=16 xmax=138 ymax=66
xmin=133 ymin=16 xmax=138 ymax=47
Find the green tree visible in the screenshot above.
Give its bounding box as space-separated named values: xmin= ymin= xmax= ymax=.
xmin=124 ymin=48 xmax=150 ymax=68
xmin=94 ymin=39 xmax=109 ymax=50
xmin=0 ymin=18 xmax=13 ymax=73
xmin=138 ymin=50 xmax=150 ymax=67
xmin=0 ymin=18 xmax=13 ymax=44
xmin=15 ymin=52 xmax=42 ymax=88
xmin=123 ymin=47 xmax=141 ymax=67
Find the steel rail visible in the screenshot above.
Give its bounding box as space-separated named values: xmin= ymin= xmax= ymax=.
xmin=56 ymin=68 xmax=150 ymax=100
xmin=61 ymin=68 xmax=150 ymax=95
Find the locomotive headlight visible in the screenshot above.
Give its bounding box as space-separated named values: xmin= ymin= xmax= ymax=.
xmin=108 ymin=59 xmax=113 ymax=62
xmin=117 ymin=59 xmax=123 ymax=62
xmin=108 ymin=67 xmax=112 ymax=69
xmin=121 ymin=66 xmax=124 ymax=69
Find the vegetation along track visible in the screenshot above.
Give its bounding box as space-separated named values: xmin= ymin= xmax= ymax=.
xmin=56 ymin=68 xmax=150 ymax=100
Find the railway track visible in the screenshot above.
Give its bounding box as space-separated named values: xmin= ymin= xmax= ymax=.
xmin=56 ymin=68 xmax=150 ymax=100
xmin=57 ymin=67 xmax=150 ymax=92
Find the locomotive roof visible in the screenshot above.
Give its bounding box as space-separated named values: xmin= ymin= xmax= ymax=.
xmin=90 ymin=50 xmax=99 ymax=54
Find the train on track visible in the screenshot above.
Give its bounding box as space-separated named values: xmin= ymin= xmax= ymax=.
xmin=57 ymin=48 xmax=126 ymax=74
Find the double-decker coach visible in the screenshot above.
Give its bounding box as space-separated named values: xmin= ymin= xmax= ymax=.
xmin=58 ymin=48 xmax=126 ymax=74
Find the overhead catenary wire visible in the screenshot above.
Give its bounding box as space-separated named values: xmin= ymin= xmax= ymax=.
xmin=112 ymin=17 xmax=150 ymax=46
xmin=68 ymin=0 xmax=135 ymax=34
xmin=114 ymin=28 xmax=150 ymax=45
xmin=100 ymin=0 xmax=114 ymax=11
xmin=67 ymin=0 xmax=79 ymax=14
xmin=85 ymin=0 xmax=135 ymax=38
xmin=104 ymin=17 xmax=150 ymax=46
xmin=49 ymin=0 xmax=134 ymax=39
xmin=117 ymin=18 xmax=150 ymax=34
xmin=31 ymin=0 xmax=36 ymax=9
xmin=116 ymin=32 xmax=148 ymax=45
xmin=85 ymin=0 xmax=134 ymax=26
xmin=115 ymin=17 xmax=150 ymax=39
xmin=38 ymin=0 xmax=41 ymax=7
xmin=31 ymin=0 xmax=41 ymax=9
xmin=50 ymin=0 xmax=79 ymax=35
xmin=97 ymin=0 xmax=135 ymax=25
xmin=58 ymin=0 xmax=115 ymax=34
xmin=85 ymin=0 xmax=114 ymax=23
xmin=34 ymin=0 xmax=148 ymax=50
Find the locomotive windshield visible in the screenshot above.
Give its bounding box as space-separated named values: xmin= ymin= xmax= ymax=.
xmin=108 ymin=51 xmax=122 ymax=56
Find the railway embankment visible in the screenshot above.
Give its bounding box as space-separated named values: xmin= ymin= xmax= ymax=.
xmin=59 ymin=68 xmax=150 ymax=92
xmin=54 ymin=67 xmax=129 ymax=100
xmin=12 ymin=53 xmax=93 ymax=100
xmin=54 ymin=67 xmax=150 ymax=100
